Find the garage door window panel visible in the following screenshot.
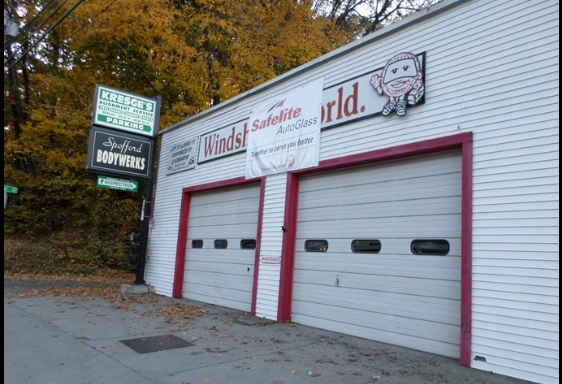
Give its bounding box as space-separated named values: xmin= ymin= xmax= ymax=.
xmin=214 ymin=239 xmax=228 ymax=249
xmin=411 ymin=239 xmax=450 ymax=256
xmin=192 ymin=240 xmax=204 ymax=249
xmin=351 ymin=240 xmax=382 ymax=253
xmin=240 ymin=239 xmax=257 ymax=250
xmin=305 ymin=240 xmax=329 ymax=252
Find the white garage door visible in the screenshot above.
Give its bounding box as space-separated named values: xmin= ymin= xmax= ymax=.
xmin=183 ymin=184 xmax=260 ymax=312
xmin=292 ymin=150 xmax=462 ymax=358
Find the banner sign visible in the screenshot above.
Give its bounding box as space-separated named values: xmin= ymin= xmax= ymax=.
xmin=97 ymin=176 xmax=139 ymax=192
xmin=166 ymin=137 xmax=199 ymax=175
xmin=92 ymin=84 xmax=158 ymax=137
xmin=245 ymin=78 xmax=324 ymax=179
xmin=86 ymin=127 xmax=154 ymax=180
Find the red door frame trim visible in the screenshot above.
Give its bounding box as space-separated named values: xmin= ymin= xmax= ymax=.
xmin=278 ymin=132 xmax=473 ymax=366
xmin=172 ymin=176 xmax=266 ymax=317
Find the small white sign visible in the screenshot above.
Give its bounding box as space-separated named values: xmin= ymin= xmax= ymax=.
xmin=166 ymin=137 xmax=199 ymax=175
xmin=260 ymin=256 xmax=281 ymax=264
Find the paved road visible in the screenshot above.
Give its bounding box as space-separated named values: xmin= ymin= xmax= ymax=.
xmin=4 ymin=277 xmax=535 ymax=384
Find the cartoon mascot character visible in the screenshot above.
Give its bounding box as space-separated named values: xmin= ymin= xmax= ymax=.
xmin=370 ymin=52 xmax=425 ymax=116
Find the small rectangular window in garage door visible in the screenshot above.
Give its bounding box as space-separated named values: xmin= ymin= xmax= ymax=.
xmin=214 ymin=239 xmax=228 ymax=249
xmin=240 ymin=239 xmax=256 ymax=249
xmin=351 ymin=239 xmax=381 ymax=253
xmin=305 ymin=240 xmax=328 ymax=252
xmin=411 ymin=239 xmax=450 ymax=256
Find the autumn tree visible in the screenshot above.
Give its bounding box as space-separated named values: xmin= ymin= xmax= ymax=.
xmin=313 ymin=0 xmax=440 ymax=37
xmin=3 ymin=0 xmax=350 ymax=272
xmin=4 ymin=0 xmax=437 ymax=273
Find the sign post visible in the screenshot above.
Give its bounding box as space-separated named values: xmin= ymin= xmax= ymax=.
xmin=87 ymin=84 xmax=161 ymax=286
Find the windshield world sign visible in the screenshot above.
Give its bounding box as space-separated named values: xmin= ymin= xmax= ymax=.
xmin=92 ymin=84 xmax=158 ymax=137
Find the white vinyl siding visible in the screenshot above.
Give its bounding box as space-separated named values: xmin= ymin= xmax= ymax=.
xmin=182 ymin=185 xmax=260 ymax=312
xmin=150 ymin=0 xmax=558 ymax=382
xmin=255 ymin=173 xmax=287 ymax=320
xmin=292 ymin=150 xmax=462 ymax=358
xmin=146 ymin=131 xmax=249 ymax=297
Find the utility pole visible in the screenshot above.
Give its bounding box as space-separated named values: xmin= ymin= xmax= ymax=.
xmin=4 ymin=8 xmax=24 ymax=139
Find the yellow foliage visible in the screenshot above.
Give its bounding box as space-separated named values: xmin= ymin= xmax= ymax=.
xmin=4 ymin=0 xmax=351 ymax=251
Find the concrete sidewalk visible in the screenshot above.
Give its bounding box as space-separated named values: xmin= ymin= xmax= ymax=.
xmin=4 ymin=277 xmax=534 ymax=384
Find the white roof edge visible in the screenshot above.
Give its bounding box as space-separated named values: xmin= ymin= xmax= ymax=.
xmin=161 ymin=0 xmax=468 ymax=135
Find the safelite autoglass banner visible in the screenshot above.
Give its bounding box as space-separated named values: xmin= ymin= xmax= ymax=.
xmin=245 ymin=78 xmax=324 ymax=179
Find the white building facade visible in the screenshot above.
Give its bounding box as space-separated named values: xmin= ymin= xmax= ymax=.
xmin=146 ymin=0 xmax=559 ymax=383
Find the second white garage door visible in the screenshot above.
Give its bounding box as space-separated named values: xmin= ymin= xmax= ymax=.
xmin=183 ymin=184 xmax=260 ymax=312
xmin=292 ymin=150 xmax=462 ymax=358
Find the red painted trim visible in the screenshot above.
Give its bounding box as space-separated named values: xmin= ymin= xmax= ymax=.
xmin=460 ymin=138 xmax=473 ymax=367
xmin=277 ymin=132 xmax=473 ymax=364
xmin=171 ymin=176 xmax=265 ymax=301
xmin=172 ymin=192 xmax=191 ymax=297
xmin=251 ymin=178 xmax=267 ymax=315
xmin=298 ymin=133 xmax=473 ymax=176
xmin=278 ymin=172 xmax=300 ymax=322
xmin=181 ymin=176 xmax=257 ymax=194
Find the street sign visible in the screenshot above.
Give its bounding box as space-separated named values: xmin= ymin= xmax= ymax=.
xmin=92 ymin=84 xmax=158 ymax=137
xmin=97 ymin=176 xmax=138 ymax=192
xmin=4 ymin=185 xmax=18 ymax=194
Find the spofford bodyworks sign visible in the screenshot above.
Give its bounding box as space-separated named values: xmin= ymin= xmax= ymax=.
xmin=86 ymin=127 xmax=154 ymax=180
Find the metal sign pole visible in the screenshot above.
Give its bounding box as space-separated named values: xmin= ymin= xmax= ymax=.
xmin=133 ymin=96 xmax=160 ymax=286
xmin=133 ymin=181 xmax=152 ymax=285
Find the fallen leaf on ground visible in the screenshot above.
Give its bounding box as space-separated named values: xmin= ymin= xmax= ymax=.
xmin=315 ymin=358 xmax=338 ymax=365
xmin=291 ymin=370 xmax=297 ymax=375
xmin=308 ymin=371 xmax=321 ymax=377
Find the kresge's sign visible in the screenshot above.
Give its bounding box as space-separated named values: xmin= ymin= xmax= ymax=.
xmin=92 ymin=84 xmax=158 ymax=138
xmin=86 ymin=127 xmax=154 ymax=180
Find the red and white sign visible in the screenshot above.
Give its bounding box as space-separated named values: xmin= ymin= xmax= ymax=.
xmin=245 ymin=78 xmax=324 ymax=179
xmin=198 ymin=120 xmax=249 ymax=164
xmin=188 ymin=53 xmax=425 ymax=168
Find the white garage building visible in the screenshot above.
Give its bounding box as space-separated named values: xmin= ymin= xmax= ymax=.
xmin=145 ymin=0 xmax=559 ymax=383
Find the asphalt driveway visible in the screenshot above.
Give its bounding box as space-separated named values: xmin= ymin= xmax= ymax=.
xmin=4 ymin=277 xmax=535 ymax=384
